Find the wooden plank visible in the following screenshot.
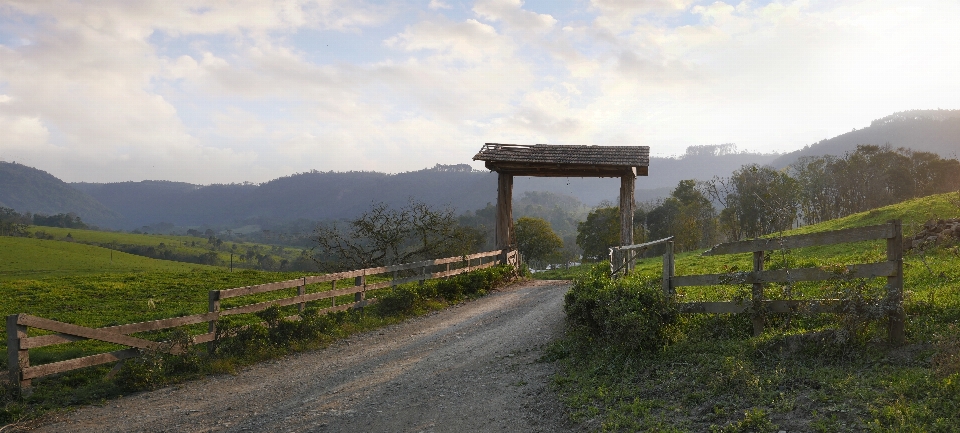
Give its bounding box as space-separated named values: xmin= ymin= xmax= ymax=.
xmin=680 ymin=302 xmax=748 ymax=314
xmin=20 ymin=311 xmax=222 ymax=349
xmin=193 ymin=332 xmax=216 ymax=344
xmin=671 ymin=262 xmax=897 ymax=287
xmin=766 ymin=299 xmax=842 ymax=314
xmin=679 ymin=299 xmax=843 ymax=315
xmin=219 ymin=278 xmax=304 ymax=299
xmin=17 ymin=315 xmax=161 ymax=351
xmin=220 ymin=283 xmax=374 ymax=317
xmin=702 ymin=223 xmax=895 ymax=256
xmin=300 ymin=250 xmax=506 ymax=285
xmin=617 ymin=236 xmax=674 ymax=252
xmin=303 ymin=270 xmax=365 ymax=285
xmin=21 ymin=348 xmax=140 ymax=380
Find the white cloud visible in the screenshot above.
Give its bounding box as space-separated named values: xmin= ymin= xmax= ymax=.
xmin=2 ymin=0 xmax=959 ymax=183
xmin=428 ymin=0 xmax=452 ymax=10
xmin=473 ymin=0 xmax=557 ymax=33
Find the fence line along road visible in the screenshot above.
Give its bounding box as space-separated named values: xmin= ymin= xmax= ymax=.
xmin=609 ymin=220 xmax=905 ymax=344
xmin=6 ymin=249 xmax=519 ymax=390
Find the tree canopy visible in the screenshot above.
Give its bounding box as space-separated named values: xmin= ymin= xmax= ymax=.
xmin=515 ymin=216 xmax=563 ymax=268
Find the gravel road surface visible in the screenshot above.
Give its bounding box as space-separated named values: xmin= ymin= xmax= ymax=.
xmin=32 ymin=279 xmax=581 ymax=433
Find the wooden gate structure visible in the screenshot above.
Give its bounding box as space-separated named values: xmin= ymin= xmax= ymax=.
xmin=473 ymin=144 xmax=650 ymax=269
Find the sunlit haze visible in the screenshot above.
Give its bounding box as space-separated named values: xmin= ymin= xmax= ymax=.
xmin=1 ymin=0 xmax=958 ymax=184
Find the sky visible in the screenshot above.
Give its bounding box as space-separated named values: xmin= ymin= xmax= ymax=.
xmin=1 ymin=0 xmax=959 ymax=184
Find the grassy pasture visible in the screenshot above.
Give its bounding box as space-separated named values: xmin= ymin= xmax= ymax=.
xmin=28 ymin=226 xmax=308 ymax=269
xmin=552 ymin=191 xmax=960 ymax=431
xmin=0 ymin=236 xmax=209 ymax=281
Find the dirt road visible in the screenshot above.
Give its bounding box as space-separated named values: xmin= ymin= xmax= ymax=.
xmin=33 ymin=279 xmax=581 ymax=433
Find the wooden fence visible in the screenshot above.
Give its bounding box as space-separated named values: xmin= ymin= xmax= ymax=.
xmin=7 ymin=249 xmax=518 ymax=389
xmin=609 ymin=236 xmax=674 ymax=277
xmin=660 ymin=220 xmax=905 ymax=343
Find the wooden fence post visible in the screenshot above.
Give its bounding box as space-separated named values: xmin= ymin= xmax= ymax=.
xmin=7 ymin=314 xmax=31 ymax=389
xmin=662 ymin=242 xmax=674 ymax=296
xmin=331 ymin=280 xmax=336 ymax=307
xmin=207 ymin=291 xmax=220 ymax=353
xmin=887 ymin=219 xmax=905 ymax=344
xmin=297 ymin=277 xmax=306 ymax=314
xmin=752 ymin=251 xmax=765 ymax=336
xmin=355 ymin=273 xmax=365 ymax=303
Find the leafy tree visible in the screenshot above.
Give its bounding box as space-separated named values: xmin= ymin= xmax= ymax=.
xmin=707 ymin=165 xmax=798 ymax=239
xmin=643 ymin=180 xmax=717 ymax=252
xmin=313 ymin=200 xmax=480 ymax=271
xmin=0 ymin=207 xmax=29 ymax=236
xmin=32 ymin=212 xmax=88 ymax=229
xmin=515 ymin=217 xmax=563 ymax=268
xmin=576 ymin=206 xmax=620 ymax=262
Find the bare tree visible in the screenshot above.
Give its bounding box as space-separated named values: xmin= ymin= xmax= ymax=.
xmin=313 ymin=200 xmax=481 ymax=271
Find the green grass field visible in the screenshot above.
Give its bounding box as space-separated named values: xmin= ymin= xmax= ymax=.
xmin=0 ymin=236 xmax=210 ymax=281
xmin=552 ymin=191 xmax=960 ymax=432
xmin=28 ymin=226 xmax=308 ymax=270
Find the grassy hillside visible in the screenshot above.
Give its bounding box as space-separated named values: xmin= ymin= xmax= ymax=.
xmin=553 ymin=191 xmax=960 ymax=431
xmin=0 ymin=236 xmax=208 ymax=281
xmin=25 ymin=226 xmax=314 ymax=271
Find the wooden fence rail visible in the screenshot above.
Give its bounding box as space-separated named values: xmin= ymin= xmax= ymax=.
xmin=659 ymin=220 xmax=904 ymax=343
xmin=7 ymin=249 xmax=518 ymax=390
xmin=609 ymin=236 xmax=674 ymax=277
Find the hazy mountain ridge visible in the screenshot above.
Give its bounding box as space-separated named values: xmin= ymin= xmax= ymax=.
xmin=0 ymin=161 xmax=120 ymax=226
xmin=4 ymin=110 xmax=957 ymax=231
xmin=771 ymin=109 xmax=960 ymax=168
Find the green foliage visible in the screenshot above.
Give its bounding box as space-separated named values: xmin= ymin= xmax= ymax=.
xmin=375 ymin=285 xmax=419 ymax=316
xmin=710 ymin=408 xmax=778 ymax=433
xmin=564 ymin=264 xmax=680 ymax=353
xmin=515 ymin=216 xmax=563 ymax=268
xmin=645 ymin=180 xmax=718 ymax=252
xmin=576 ymin=206 xmax=621 ymax=261
xmin=552 ymin=191 xmax=960 ymax=431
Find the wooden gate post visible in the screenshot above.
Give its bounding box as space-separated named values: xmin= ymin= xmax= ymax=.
xmin=751 ymin=251 xmax=765 ymax=336
xmin=887 ymin=219 xmax=905 ymax=344
xmin=496 ymin=173 xmax=514 ymax=249
xmin=7 ymin=314 xmax=30 ymax=389
xmin=620 ymin=175 xmax=636 ymax=271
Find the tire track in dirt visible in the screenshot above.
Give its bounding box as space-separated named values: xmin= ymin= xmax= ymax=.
xmin=33 ymin=279 xmax=581 ymax=433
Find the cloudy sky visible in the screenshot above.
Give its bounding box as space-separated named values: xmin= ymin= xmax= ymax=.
xmin=1 ymin=0 xmax=958 ymax=184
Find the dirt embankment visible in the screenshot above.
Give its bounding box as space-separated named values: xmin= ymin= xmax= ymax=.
xmin=32 ymin=280 xmax=581 ymax=433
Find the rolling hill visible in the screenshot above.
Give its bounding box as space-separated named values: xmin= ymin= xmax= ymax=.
xmin=0 ymin=161 xmax=120 ymax=226
xmin=770 ymin=109 xmax=960 ymax=168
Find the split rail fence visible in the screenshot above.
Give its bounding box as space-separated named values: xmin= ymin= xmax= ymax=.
xmin=627 ymin=221 xmax=905 ymax=343
xmin=7 ymin=249 xmax=518 ymax=390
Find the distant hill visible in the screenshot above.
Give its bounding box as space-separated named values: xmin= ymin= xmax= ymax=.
xmin=770 ymin=109 xmax=960 ymax=168
xmin=68 ymin=149 xmax=779 ymax=230
xmin=9 ymin=107 xmax=955 ymax=232
xmin=0 ymin=161 xmax=119 ymax=226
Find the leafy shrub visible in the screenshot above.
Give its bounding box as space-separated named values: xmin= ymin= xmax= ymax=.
xmin=115 ymin=329 xmax=200 ymax=391
xmin=564 ymin=263 xmax=680 ymax=353
xmin=374 ymin=285 xmax=418 ymax=316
